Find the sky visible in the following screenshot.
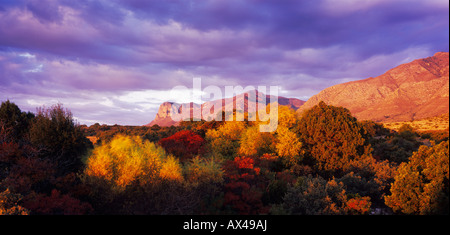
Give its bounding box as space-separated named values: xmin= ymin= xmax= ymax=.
xmin=0 ymin=0 xmax=448 ymax=126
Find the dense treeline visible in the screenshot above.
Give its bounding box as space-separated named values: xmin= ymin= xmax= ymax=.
xmin=0 ymin=100 xmax=448 ymax=215
xmin=0 ymin=101 xmax=92 ymax=215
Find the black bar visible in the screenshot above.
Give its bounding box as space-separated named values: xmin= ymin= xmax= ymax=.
xmin=0 ymin=215 xmax=446 ymax=234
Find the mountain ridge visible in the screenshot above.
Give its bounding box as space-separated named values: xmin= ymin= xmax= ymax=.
xmin=146 ymin=90 xmax=305 ymax=127
xmin=297 ymin=52 xmax=449 ymax=122
xmin=147 ymin=52 xmax=449 ymax=127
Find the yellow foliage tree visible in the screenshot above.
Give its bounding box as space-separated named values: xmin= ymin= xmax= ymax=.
xmin=277 ymin=105 xmax=299 ymax=129
xmin=276 ymin=126 xmax=303 ymax=166
xmin=84 ymin=134 xmax=182 ymax=191
xmin=255 ymin=104 xmax=299 ymax=132
xmin=239 ymin=125 xmax=276 ymax=156
xmin=254 ymin=104 xmax=303 ymax=164
xmin=205 ymin=121 xmax=246 ymax=159
xmin=159 ymin=156 xmax=183 ymax=182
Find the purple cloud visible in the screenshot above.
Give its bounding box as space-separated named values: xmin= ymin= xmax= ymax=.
xmin=0 ymin=0 xmax=448 ymax=125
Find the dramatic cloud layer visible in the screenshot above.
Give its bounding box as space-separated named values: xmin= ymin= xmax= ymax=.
xmin=0 ymin=0 xmax=448 ymax=125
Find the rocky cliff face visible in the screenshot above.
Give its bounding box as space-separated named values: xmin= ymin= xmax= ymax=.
xmin=297 ymin=52 xmax=449 ymax=122
xmin=146 ymin=90 xmax=305 ymax=127
xmin=147 ymin=102 xmax=180 ymax=127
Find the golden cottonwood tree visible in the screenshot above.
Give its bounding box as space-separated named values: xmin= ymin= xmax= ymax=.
xmin=205 ymin=121 xmax=246 ymax=159
xmin=276 ymin=126 xmax=303 ymax=166
xmin=253 ymin=105 xmax=304 ymax=165
xmin=84 ymin=134 xmax=182 ymax=191
xmin=276 ymin=105 xmax=299 ymax=129
xmin=239 ymin=126 xmax=276 ymax=156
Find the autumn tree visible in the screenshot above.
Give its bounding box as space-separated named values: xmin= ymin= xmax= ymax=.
xmin=222 ymin=156 xmax=270 ymax=214
xmin=158 ymin=130 xmax=206 ymax=161
xmin=205 ymin=121 xmax=246 ymax=159
xmin=276 ymin=105 xmax=299 ymax=130
xmin=240 ymin=105 xmax=304 ymax=164
xmin=84 ymin=134 xmax=181 ymax=190
xmin=295 ymin=101 xmax=372 ymax=176
xmin=385 ymin=141 xmax=449 ymax=215
xmin=276 ymin=126 xmax=303 ymax=166
xmin=83 ymin=134 xmax=185 ymax=214
xmin=238 ymin=126 xmax=276 ymax=156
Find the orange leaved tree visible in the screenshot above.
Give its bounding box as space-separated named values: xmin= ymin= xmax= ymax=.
xmin=385 ymin=141 xmax=449 ymax=215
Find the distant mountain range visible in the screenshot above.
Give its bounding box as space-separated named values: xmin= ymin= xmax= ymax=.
xmin=147 ymin=52 xmax=449 ymax=126
xmin=146 ymin=90 xmax=305 ymax=126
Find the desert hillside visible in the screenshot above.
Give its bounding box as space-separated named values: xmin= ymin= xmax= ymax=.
xmin=297 ymin=52 xmax=449 ymax=122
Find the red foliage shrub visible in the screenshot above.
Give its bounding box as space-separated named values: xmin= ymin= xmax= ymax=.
xmin=158 ymin=130 xmax=205 ymax=161
xmin=0 ymin=142 xmax=21 ymax=163
xmin=23 ymin=189 xmax=93 ymax=215
xmin=3 ymin=156 xmax=55 ymax=193
xmin=223 ymin=156 xmax=271 ymax=215
xmin=346 ymin=196 xmax=371 ymax=215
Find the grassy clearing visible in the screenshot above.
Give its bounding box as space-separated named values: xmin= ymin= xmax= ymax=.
xmin=382 ymin=113 xmax=449 ymax=132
